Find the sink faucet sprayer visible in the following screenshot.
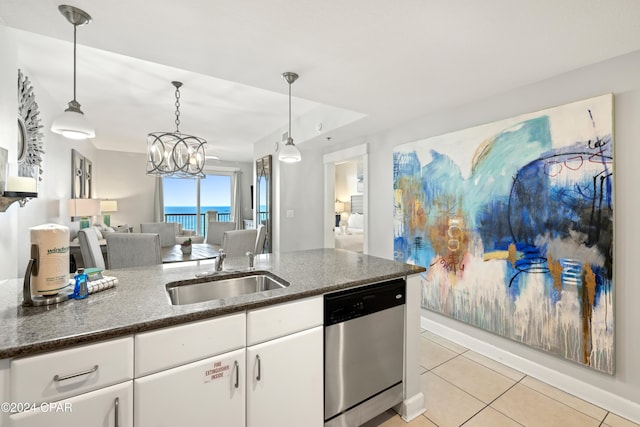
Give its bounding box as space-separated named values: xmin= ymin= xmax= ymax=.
xmin=246 ymin=251 xmax=255 ymax=270
xmin=215 ymin=249 xmax=226 ymax=272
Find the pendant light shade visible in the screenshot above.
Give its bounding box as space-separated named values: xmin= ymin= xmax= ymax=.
xmin=51 ymin=5 xmax=95 ymax=140
xmin=51 ymin=102 xmax=95 ymax=139
xmin=279 ymin=72 xmax=302 ymax=163
xmin=279 ymin=141 xmax=302 ymax=163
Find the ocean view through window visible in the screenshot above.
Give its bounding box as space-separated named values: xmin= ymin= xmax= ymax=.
xmin=163 ymin=175 xmax=232 ymax=235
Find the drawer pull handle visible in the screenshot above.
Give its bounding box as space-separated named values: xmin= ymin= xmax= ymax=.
xmin=234 ymin=360 xmax=239 ymax=388
xmin=256 ymin=355 xmax=261 ymax=381
xmin=53 ymin=364 xmax=99 ymax=382
xmin=114 ymin=397 xmax=120 ymax=427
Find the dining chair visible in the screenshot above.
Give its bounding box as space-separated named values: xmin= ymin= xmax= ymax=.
xmin=106 ymin=233 xmax=162 ymax=269
xmin=140 ymin=222 xmax=178 ymax=247
xmin=221 ymin=229 xmax=258 ymax=257
xmin=206 ymin=221 xmax=236 ymax=248
xmin=255 ymin=224 xmax=266 ymax=255
xmin=77 ymin=228 xmax=106 ymax=270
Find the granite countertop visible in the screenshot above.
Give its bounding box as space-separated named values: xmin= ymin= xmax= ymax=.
xmin=0 ymin=249 xmax=425 ymax=359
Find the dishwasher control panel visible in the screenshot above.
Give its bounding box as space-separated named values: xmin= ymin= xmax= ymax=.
xmin=324 ymin=278 xmax=405 ymax=325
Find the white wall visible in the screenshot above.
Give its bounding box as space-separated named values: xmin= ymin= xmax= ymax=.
xmin=314 ymin=50 xmax=640 ymax=420
xmin=335 ymin=160 xmax=358 ymax=204
xmin=0 ymin=26 xmax=18 ymax=280
xmin=93 ymin=150 xmax=155 ymax=232
xmin=0 ymin=26 xmax=100 ymax=279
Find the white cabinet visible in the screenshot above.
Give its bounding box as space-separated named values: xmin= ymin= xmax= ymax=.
xmin=134 ymin=313 xmax=245 ymax=377
xmin=10 ymin=380 xmax=133 ymax=427
xmin=5 ymin=296 xmax=324 ymax=427
xmin=246 ymin=326 xmax=323 ymax=427
xmin=134 ymin=348 xmax=245 ymax=427
xmin=246 ymin=297 xmax=324 ymax=427
xmin=7 ymin=337 xmax=134 ymax=427
xmin=10 ymin=337 xmax=133 ymax=404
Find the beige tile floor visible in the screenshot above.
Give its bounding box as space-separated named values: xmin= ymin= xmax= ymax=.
xmin=362 ymin=330 xmax=639 ymax=427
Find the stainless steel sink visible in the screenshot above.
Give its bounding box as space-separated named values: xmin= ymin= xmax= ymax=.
xmin=166 ymin=271 xmax=290 ymax=305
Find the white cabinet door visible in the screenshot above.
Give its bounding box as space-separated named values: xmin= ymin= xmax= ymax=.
xmin=246 ymin=326 xmax=323 ymax=427
xmin=134 ymin=348 xmax=245 ymax=427
xmin=10 ymin=380 xmax=132 ymax=427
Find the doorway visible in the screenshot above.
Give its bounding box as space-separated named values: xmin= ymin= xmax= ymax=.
xmin=323 ymin=144 xmax=368 ymax=253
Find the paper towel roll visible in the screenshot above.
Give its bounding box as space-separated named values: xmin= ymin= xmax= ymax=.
xmin=30 ymin=224 xmax=70 ymax=296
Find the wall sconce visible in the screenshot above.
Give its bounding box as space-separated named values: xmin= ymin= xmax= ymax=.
xmin=68 ymin=198 xmax=100 ymax=229
xmin=100 ymin=199 xmax=118 ymax=227
xmin=0 ymin=150 xmax=38 ymax=212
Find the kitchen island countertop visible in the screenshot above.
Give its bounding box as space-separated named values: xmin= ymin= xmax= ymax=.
xmin=0 ymin=249 xmax=425 ymax=359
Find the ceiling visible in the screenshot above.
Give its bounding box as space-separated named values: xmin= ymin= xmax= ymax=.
xmin=2 ymin=0 xmax=640 ymax=163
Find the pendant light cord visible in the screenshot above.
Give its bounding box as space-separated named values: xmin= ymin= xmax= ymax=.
xmin=72 ymin=23 xmax=77 ymax=103
xmin=288 ymin=80 xmax=292 ymax=140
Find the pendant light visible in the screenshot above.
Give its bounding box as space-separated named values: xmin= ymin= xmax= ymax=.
xmin=50 ymin=5 xmax=95 ymax=140
xmin=279 ymin=72 xmax=302 ymax=163
xmin=146 ymin=81 xmax=207 ymax=178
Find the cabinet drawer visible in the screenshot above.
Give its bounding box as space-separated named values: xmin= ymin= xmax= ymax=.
xmin=10 ymin=380 xmax=133 ymax=427
xmin=135 ymin=312 xmax=245 ymax=377
xmin=247 ymin=296 xmax=323 ymax=345
xmin=10 ymin=337 xmax=133 ymax=404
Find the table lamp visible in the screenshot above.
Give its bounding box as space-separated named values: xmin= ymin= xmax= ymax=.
xmin=68 ymin=198 xmax=101 ymax=229
xmin=100 ymin=199 xmax=118 ymax=227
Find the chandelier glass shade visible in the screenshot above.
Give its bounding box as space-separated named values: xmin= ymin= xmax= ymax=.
xmin=146 ymin=81 xmax=207 ymax=178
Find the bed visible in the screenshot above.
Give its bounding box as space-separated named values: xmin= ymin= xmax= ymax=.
xmin=334 ymin=195 xmax=364 ymax=252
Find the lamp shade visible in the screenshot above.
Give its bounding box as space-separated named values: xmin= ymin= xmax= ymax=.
xmin=334 ymin=201 xmax=345 ymax=213
xmin=100 ymin=200 xmax=118 ymax=212
xmin=279 ymin=142 xmax=302 ymax=163
xmin=68 ymin=198 xmax=100 ymax=217
xmin=51 ymin=110 xmax=96 ymax=140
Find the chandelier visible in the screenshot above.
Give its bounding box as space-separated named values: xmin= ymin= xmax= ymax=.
xmin=146 ymin=81 xmax=207 ymax=178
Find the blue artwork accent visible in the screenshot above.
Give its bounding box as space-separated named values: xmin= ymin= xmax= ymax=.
xmin=393 ymin=94 xmax=614 ymax=374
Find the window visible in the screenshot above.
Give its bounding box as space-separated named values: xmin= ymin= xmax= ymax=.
xmin=163 ymin=174 xmax=231 ymax=235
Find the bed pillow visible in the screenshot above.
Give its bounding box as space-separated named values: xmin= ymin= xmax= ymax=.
xmin=348 ymin=212 xmax=364 ymax=229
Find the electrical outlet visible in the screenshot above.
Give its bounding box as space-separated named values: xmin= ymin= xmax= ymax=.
xmin=286 ymin=210 xmax=294 ymax=218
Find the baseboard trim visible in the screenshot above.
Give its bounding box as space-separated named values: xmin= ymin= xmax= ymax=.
xmin=397 ymin=392 xmax=426 ymax=422
xmin=421 ymin=317 xmax=640 ymax=424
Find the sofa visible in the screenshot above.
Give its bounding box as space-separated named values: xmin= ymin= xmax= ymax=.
xmin=140 ymin=222 xmax=204 ymax=246
xmin=175 ymin=223 xmax=205 ymax=244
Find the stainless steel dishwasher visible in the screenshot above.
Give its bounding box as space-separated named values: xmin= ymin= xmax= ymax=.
xmin=324 ymin=278 xmax=406 ymax=427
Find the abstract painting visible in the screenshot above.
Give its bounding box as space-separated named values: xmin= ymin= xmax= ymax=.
xmin=393 ymin=94 xmax=614 ymax=373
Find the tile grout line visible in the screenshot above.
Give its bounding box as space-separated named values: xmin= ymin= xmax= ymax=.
xmin=420 ymin=338 xmax=463 ymax=371
xmin=463 ymin=375 xmax=526 ymax=426
xmin=422 ymin=335 xmax=631 ymax=427
xmin=426 ymin=356 xmax=524 ymax=426
xmin=599 ymin=411 xmax=610 ymax=427
xmin=516 ymin=375 xmax=609 ymax=424
xmin=459 ymin=351 xmax=525 ymax=382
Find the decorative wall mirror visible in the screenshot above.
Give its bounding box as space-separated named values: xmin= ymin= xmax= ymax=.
xmin=255 ymin=155 xmax=272 ymax=253
xmin=17 ymin=69 xmax=44 ymax=179
xmin=71 ymin=149 xmax=92 ymax=199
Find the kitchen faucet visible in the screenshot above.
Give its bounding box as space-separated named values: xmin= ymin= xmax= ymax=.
xmin=215 ymin=249 xmax=226 ymax=272
xmin=246 ymin=251 xmax=254 ymax=269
